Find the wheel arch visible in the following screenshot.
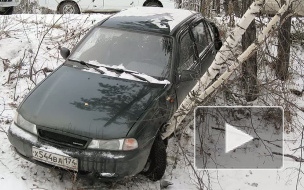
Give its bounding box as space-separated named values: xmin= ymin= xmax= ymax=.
xmin=143 ymin=0 xmax=163 ymax=7
xmin=57 ymin=0 xmax=80 ymax=13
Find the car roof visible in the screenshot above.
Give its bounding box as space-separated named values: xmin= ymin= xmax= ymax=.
xmin=101 ymin=7 xmax=197 ymax=35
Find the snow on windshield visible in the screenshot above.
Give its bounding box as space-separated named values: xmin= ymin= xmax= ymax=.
xmin=81 ymin=60 xmax=170 ymax=85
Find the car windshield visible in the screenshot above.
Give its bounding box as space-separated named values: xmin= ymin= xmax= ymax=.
xmin=69 ymin=27 xmax=173 ymax=79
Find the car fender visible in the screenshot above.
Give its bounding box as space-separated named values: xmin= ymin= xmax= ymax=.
xmin=126 ymin=90 xmax=171 ymax=148
xmin=38 ymin=0 xmax=61 ymax=11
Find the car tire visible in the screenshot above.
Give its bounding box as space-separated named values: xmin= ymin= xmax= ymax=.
xmin=145 ymin=1 xmax=162 ymax=7
xmin=0 ymin=7 xmax=13 ymax=15
xmin=58 ymin=1 xmax=80 ymax=14
xmin=142 ymin=135 xmax=167 ymax=181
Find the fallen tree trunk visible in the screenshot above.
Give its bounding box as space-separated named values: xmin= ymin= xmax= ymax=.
xmin=162 ymin=0 xmax=293 ymax=139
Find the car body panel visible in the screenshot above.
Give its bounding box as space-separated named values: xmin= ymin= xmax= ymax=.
xmin=18 ymin=64 xmax=167 ymax=140
xmin=8 ymin=122 xmax=153 ymax=177
xmin=101 ymin=7 xmax=195 ymax=35
xmin=37 ymin=0 xmax=176 ymax=12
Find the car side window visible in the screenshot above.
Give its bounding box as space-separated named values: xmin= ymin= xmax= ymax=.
xmin=191 ymin=21 xmax=212 ymax=55
xmin=178 ymin=32 xmax=195 ymax=73
xmin=206 ymin=22 xmax=215 ymax=41
xmin=203 ymin=21 xmax=212 ymax=43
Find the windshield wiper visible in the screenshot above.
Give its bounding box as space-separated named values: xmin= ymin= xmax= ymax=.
xmin=68 ymin=59 xmax=151 ymax=83
xmin=127 ymin=72 xmax=151 ymax=83
xmin=106 ymin=67 xmax=151 ymax=83
xmin=68 ymin=59 xmax=105 ymax=75
xmin=90 ymin=64 xmax=151 ymax=83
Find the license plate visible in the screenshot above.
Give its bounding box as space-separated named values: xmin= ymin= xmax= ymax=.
xmin=32 ymin=147 xmax=78 ymax=171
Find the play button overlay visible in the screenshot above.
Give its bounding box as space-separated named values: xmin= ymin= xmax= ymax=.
xmin=194 ymin=106 xmax=283 ymax=169
xmin=225 ymin=123 xmax=254 ymax=153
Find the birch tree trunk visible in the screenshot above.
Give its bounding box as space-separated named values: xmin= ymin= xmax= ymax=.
xmin=276 ymin=0 xmax=292 ymax=80
xmin=162 ymin=0 xmax=294 ymax=139
xmin=242 ymin=0 xmax=258 ymax=101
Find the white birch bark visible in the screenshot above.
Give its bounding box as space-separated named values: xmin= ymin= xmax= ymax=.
xmin=162 ymin=0 xmax=293 ymax=139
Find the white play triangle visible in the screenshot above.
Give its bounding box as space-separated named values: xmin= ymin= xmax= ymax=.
xmin=225 ymin=123 xmax=254 ymax=153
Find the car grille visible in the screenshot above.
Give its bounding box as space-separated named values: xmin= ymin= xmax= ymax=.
xmin=38 ymin=129 xmax=89 ymax=149
xmin=0 ymin=0 xmax=13 ymax=2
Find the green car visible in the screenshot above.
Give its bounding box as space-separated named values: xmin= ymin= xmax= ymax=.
xmin=8 ymin=7 xmax=222 ymax=181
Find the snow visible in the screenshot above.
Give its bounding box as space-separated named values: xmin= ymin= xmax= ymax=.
xmin=195 ymin=107 xmax=283 ymax=169
xmin=111 ymin=7 xmax=194 ymax=31
xmin=133 ymin=73 xmax=170 ymax=84
xmin=0 ymin=12 xmax=303 ymax=190
xmin=9 ymin=122 xmax=37 ymax=144
xmin=85 ymin=60 xmax=170 ymax=84
xmin=101 ymin=152 xmax=125 ymax=159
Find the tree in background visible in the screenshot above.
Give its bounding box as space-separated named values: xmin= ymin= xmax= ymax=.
xmin=214 ymin=0 xmax=221 ymax=14
xmin=223 ymin=0 xmax=241 ymax=17
xmin=276 ymin=0 xmax=292 ymax=80
xmin=241 ymin=0 xmax=258 ymax=101
xmin=223 ymin=0 xmax=229 ymax=14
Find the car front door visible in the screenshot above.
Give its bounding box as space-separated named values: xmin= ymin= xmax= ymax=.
xmin=175 ymin=18 xmax=216 ymax=107
xmin=192 ymin=19 xmax=217 ymax=78
xmin=77 ymin=0 xmax=103 ymax=12
xmin=104 ymin=0 xmax=136 ymax=10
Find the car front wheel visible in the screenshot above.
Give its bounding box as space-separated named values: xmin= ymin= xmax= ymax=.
xmin=141 ymin=135 xmax=167 ymax=181
xmin=58 ymin=1 xmax=80 ymax=14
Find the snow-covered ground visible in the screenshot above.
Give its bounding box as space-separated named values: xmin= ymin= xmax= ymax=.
xmin=0 ymin=13 xmax=304 ymax=190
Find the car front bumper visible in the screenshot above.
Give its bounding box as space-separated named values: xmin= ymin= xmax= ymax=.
xmin=8 ymin=122 xmax=153 ymax=179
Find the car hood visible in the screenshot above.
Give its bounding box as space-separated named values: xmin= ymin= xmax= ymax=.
xmin=19 ymin=65 xmax=167 ymax=139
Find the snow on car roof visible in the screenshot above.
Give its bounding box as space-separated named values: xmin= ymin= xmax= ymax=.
xmin=102 ymin=7 xmax=196 ymax=35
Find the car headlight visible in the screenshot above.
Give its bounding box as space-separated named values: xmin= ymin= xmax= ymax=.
xmin=13 ymin=111 xmax=37 ymax=135
xmin=87 ymin=138 xmax=138 ymax=151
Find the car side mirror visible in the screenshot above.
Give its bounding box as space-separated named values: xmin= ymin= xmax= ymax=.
xmin=60 ymin=47 xmax=70 ymax=59
xmin=179 ymin=69 xmax=199 ymax=82
xmin=209 ymin=22 xmax=223 ymax=51
xmin=214 ymin=39 xmax=223 ymax=51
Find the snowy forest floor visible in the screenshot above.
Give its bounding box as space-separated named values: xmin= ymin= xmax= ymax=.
xmin=0 ymin=13 xmax=304 ymax=190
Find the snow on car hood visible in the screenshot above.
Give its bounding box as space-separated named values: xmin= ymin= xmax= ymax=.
xmin=80 ymin=60 xmax=170 ymax=85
